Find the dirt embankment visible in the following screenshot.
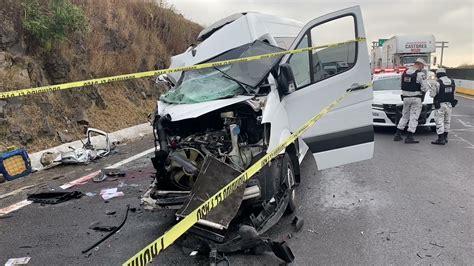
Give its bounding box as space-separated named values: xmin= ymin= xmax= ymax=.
xmin=0 ymin=0 xmax=202 ymax=152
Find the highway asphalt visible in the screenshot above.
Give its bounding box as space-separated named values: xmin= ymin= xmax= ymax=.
xmin=0 ymin=96 xmax=472 ymax=265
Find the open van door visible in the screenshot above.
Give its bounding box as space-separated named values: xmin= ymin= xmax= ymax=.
xmin=281 ymin=6 xmax=374 ymax=170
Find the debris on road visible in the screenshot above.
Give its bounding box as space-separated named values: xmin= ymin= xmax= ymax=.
xmin=100 ymin=188 xmax=124 ymax=200
xmin=307 ymin=229 xmax=320 ymax=234
xmin=429 ymin=241 xmax=445 ymax=248
xmin=0 ymin=148 xmax=32 ymax=181
xmin=27 ymin=191 xmax=83 ymax=204
xmin=40 ymin=128 xmax=114 ymax=170
xmin=105 ymin=210 xmax=116 ymax=215
xmin=4 ymin=257 xmax=31 ymax=265
xmin=82 ymin=205 xmax=130 ymax=254
xmin=93 ymin=168 xmax=126 ymax=183
xmin=291 ymin=216 xmax=304 ymax=232
xmin=90 ymin=225 xmax=118 ymax=232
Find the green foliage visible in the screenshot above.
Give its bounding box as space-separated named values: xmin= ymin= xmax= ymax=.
xmin=21 ymin=0 xmax=88 ymax=48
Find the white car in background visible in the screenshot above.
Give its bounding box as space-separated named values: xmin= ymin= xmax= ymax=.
xmin=371 ymin=72 xmax=436 ymax=131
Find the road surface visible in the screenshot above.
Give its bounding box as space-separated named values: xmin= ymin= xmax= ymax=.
xmin=0 ymin=96 xmax=472 ymax=265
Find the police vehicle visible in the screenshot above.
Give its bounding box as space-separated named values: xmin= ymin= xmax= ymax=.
xmin=372 ymin=72 xmax=436 ymax=131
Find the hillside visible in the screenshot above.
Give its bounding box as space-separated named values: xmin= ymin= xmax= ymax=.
xmin=0 ymin=0 xmax=202 ymax=151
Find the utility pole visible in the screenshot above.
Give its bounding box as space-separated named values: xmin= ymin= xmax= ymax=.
xmin=436 ymin=41 xmax=449 ymax=67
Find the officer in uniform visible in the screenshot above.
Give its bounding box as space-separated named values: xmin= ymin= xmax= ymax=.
xmin=393 ymin=58 xmax=429 ymax=143
xmin=430 ymin=68 xmax=457 ymax=145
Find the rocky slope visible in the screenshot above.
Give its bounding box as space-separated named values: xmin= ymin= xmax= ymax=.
xmin=0 ymin=0 xmax=202 ymax=151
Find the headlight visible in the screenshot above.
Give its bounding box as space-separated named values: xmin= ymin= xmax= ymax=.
xmin=372 ymin=103 xmax=384 ymax=110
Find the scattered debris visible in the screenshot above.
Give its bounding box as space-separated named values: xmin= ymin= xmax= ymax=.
xmin=307 ymin=229 xmax=320 ymax=234
xmin=27 ymin=191 xmax=83 ymax=204
xmin=102 ymin=168 xmax=126 ymax=177
xmin=105 ymin=210 xmax=116 ymax=215
xmin=0 ymin=148 xmax=32 ymax=181
xmin=416 ymin=253 xmax=423 ymax=259
xmin=41 ymin=128 xmax=113 ymax=169
xmin=428 ymin=200 xmax=436 ymax=205
xmin=90 ymin=225 xmax=118 ymax=232
xmin=189 ymin=251 xmax=198 ymax=256
xmin=92 ymin=171 xmax=108 ymax=183
xmin=5 ymin=257 xmax=30 ymax=265
xmin=291 ymin=216 xmax=304 ymax=232
xmin=429 ymin=241 xmax=445 ymax=248
xmin=82 ymin=205 xmax=130 ymax=254
xmin=100 ymin=188 xmax=124 ymax=200
xmin=85 ymin=192 xmax=96 ymax=197
xmin=360 ymin=231 xmax=364 ymax=235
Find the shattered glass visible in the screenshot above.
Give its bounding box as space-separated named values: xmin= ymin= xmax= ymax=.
xmin=160 ymin=41 xmax=285 ymax=104
xmin=160 ymin=66 xmax=244 ymax=104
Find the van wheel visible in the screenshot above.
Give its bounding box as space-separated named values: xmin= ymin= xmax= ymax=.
xmin=282 ymin=153 xmax=296 ymax=214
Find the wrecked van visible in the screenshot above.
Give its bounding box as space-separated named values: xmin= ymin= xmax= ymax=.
xmin=144 ymin=6 xmax=374 ymax=259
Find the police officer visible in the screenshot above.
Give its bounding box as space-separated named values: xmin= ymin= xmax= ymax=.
xmin=393 ymin=58 xmax=429 ymax=143
xmin=430 ymin=68 xmax=457 ymax=145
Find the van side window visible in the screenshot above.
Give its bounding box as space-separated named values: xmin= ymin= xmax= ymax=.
xmin=288 ymin=35 xmax=311 ymax=88
xmin=289 ymin=15 xmax=357 ymax=89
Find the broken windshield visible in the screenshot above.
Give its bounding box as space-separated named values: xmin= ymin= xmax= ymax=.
xmin=160 ymin=41 xmax=284 ymax=104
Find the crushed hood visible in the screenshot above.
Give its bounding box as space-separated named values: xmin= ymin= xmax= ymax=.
xmin=373 ymin=90 xmax=433 ymax=105
xmin=158 ymin=95 xmax=254 ymax=121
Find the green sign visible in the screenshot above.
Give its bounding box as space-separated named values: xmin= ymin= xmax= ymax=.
xmin=378 ymin=39 xmax=388 ymax=47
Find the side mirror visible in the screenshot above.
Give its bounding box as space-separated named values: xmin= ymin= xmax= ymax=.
xmin=277 ymin=64 xmax=296 ymax=98
xmin=155 ymin=74 xmax=175 ymax=88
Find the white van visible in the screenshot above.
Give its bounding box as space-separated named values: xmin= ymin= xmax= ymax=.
xmin=144 ymin=6 xmax=373 ymax=258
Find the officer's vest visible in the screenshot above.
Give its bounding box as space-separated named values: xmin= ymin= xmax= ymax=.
xmin=435 ymin=78 xmax=455 ymax=104
xmin=401 ymin=70 xmax=421 ymax=92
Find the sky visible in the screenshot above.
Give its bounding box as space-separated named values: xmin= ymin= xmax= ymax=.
xmin=166 ymin=0 xmax=474 ymax=67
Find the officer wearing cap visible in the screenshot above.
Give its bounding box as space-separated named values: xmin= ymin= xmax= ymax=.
xmin=430 ymin=68 xmax=457 ymax=145
xmin=393 ymin=58 xmax=429 ymax=143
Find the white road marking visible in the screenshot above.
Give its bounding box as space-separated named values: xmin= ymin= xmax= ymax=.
xmin=59 ymin=171 xmax=100 ymax=190
xmin=452 ymin=133 xmax=474 ymax=149
xmin=0 ymin=147 xmax=155 ymax=216
xmin=0 ymin=200 xmax=32 ymax=216
xmin=0 ymin=185 xmax=37 ymax=200
xmin=457 ymin=119 xmax=473 ymax=128
xmin=451 ymin=114 xmax=473 ymax=118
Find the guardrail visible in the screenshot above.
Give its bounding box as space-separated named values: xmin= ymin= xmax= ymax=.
xmin=446 ymin=68 xmax=474 ymax=97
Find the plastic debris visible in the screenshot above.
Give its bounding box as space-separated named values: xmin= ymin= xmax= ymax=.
xmin=5 ymin=257 xmax=31 ymax=265
xmin=27 ymin=191 xmax=83 ymax=204
xmin=291 ymin=216 xmax=304 ymax=232
xmin=100 ymin=188 xmax=124 ymax=200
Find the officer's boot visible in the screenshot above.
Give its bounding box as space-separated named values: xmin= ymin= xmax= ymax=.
xmin=431 ymin=134 xmax=446 ymax=145
xmin=404 ymin=132 xmax=419 ymax=144
xmin=393 ymin=128 xmax=403 ymax=141
xmin=444 ymin=132 xmax=448 ymax=143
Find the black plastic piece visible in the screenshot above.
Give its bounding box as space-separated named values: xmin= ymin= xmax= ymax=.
xmin=270 ymin=241 xmax=295 ymax=263
xmin=27 ymin=191 xmax=83 ymax=204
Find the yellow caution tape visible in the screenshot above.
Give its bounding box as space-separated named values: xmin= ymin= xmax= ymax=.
xmin=0 ymin=38 xmax=365 ymax=99
xmin=123 ymin=82 xmax=371 ymax=266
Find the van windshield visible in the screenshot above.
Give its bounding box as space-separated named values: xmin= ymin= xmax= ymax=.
xmin=160 ymin=41 xmax=284 ymax=104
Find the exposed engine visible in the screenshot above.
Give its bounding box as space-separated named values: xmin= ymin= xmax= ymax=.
xmin=148 ymin=103 xmax=264 ymax=197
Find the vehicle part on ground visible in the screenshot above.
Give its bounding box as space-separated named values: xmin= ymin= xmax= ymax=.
xmin=82 ymin=205 xmax=130 ymax=254
xmin=27 ymin=191 xmax=83 ymax=204
xmin=176 ymin=156 xmax=245 ymax=229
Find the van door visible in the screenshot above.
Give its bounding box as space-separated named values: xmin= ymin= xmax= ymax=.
xmin=282 ymin=6 xmax=374 ymax=170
